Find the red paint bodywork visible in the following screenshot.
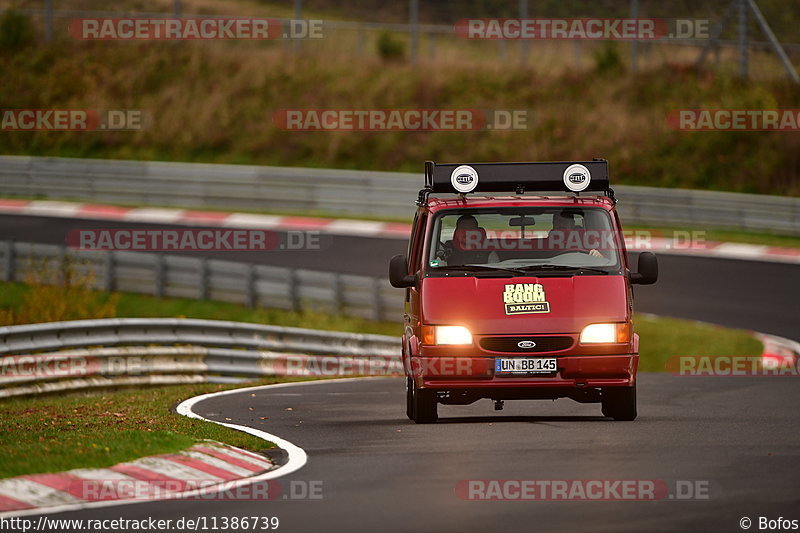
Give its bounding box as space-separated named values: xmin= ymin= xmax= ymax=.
xmin=401 ymin=195 xmax=639 ymax=399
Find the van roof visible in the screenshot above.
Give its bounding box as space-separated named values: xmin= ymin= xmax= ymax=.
xmin=425 ymin=195 xmax=616 ymax=214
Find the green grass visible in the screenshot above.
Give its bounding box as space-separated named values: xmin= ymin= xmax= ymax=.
xmin=0 ymin=379 xmax=308 ymax=479
xmin=120 ymin=293 xmax=403 ymax=337
xmin=0 ymin=281 xmax=402 ymax=336
xmin=635 ymin=314 xmax=763 ymax=373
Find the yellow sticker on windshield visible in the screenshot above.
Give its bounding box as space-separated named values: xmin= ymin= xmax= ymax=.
xmin=503 ymin=283 xmax=550 ymax=315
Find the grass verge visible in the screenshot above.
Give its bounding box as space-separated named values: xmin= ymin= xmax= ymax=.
xmin=0 ymin=281 xmax=401 ymax=336
xmin=636 ymin=314 xmax=763 ymax=372
xmin=0 ymin=379 xmax=309 ymax=479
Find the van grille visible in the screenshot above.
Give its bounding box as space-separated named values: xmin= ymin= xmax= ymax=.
xmin=479 ymin=336 xmax=573 ymax=353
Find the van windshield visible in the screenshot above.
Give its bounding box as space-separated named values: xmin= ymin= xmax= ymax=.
xmin=427 ymin=207 xmax=622 ymax=275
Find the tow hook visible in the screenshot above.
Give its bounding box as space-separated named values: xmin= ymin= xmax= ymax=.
xmin=494 ymin=400 xmax=504 ymax=411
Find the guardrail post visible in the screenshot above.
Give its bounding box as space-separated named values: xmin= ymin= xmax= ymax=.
xmin=497 ymin=39 xmax=506 ymax=62
xmin=357 ymin=24 xmax=366 ymax=55
xmin=409 ymin=0 xmax=419 ymax=62
xmin=738 ymin=0 xmax=749 ymax=79
xmin=59 ymin=244 xmax=68 ymax=286
xmin=198 ymin=258 xmax=209 ymax=300
xmin=245 ymin=263 xmax=256 ymax=308
xmin=293 ymin=0 xmax=303 ymax=53
xmin=154 ymin=255 xmax=165 ymax=298
xmin=333 ymin=272 xmax=343 ymax=311
xmin=372 ymin=278 xmax=383 ymax=321
xmin=629 ymin=0 xmax=639 ymax=73
xmin=2 ymin=241 xmax=14 ymax=282
xmin=103 ymin=251 xmax=115 ymax=292
xmin=44 ymin=0 xmax=54 ymax=42
xmin=289 ymin=270 xmax=300 ymax=312
xmin=519 ymin=0 xmax=528 ymax=65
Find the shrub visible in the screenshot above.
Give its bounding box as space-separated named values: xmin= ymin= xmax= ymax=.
xmin=593 ymin=41 xmax=625 ymax=74
xmin=377 ymin=31 xmax=405 ymax=62
xmin=0 ymin=257 xmax=119 ymax=325
xmin=0 ymin=10 xmax=36 ymax=52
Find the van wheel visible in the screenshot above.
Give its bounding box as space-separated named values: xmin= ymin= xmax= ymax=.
xmin=409 ymin=380 xmax=438 ymax=424
xmin=406 ymin=378 xmax=414 ymax=420
xmin=601 ymin=385 xmax=637 ymax=421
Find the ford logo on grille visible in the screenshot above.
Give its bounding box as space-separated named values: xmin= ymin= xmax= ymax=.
xmin=517 ymin=340 xmax=537 ymax=349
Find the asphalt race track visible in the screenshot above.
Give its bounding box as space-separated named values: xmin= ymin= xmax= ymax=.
xmin=1 ymin=214 xmax=798 ymax=339
xmin=29 ymin=376 xmax=800 ymax=533
xmin=3 ymin=213 xmax=799 ymax=531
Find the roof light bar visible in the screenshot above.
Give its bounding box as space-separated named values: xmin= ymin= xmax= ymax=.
xmin=424 ymin=159 xmax=610 ymax=195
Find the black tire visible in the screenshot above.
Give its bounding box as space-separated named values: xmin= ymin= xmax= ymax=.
xmin=410 ymin=380 xmax=438 ymax=424
xmin=601 ymin=385 xmax=637 ymax=421
xmin=406 ymin=378 xmax=414 ymax=421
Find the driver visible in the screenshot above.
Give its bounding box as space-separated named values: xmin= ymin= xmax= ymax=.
xmin=453 ymin=215 xmax=485 ymax=250
xmin=550 ymin=213 xmax=602 ymax=258
xmin=449 ymin=215 xmax=489 ymax=264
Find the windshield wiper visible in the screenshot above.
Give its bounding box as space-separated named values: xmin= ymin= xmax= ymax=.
xmin=432 ymin=264 xmax=611 ymax=276
xmin=433 ymin=264 xmax=527 ymax=275
xmin=520 ymin=265 xmax=611 ymax=275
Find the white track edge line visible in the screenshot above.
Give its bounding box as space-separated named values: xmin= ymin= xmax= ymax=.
xmin=0 ymin=377 xmax=377 ymax=518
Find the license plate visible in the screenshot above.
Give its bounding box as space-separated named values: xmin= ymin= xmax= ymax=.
xmin=495 ymin=357 xmax=557 ymax=375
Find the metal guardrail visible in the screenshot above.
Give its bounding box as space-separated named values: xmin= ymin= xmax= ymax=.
xmin=0 ymin=318 xmax=400 ymax=357
xmin=0 ymin=318 xmax=402 ymax=398
xmin=1 ymin=156 xmax=798 ymax=235
xmin=0 ymin=240 xmax=402 ymax=322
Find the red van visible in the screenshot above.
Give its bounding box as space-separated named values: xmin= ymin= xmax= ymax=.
xmin=389 ymin=160 xmax=658 ymax=423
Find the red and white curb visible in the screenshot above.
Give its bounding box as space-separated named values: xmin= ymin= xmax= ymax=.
xmin=0 ymin=442 xmax=273 ymax=515
xmin=0 ymin=199 xmax=411 ymax=239
xmin=1 ymin=199 xmax=798 ymax=263
xmin=0 ymin=379 xmax=333 ymax=517
xmin=758 ymin=333 xmax=800 ymax=370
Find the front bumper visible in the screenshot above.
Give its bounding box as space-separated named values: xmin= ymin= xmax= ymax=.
xmin=409 ymin=354 xmax=638 ymax=390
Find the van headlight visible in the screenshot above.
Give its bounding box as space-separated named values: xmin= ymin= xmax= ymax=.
xmin=421 ymin=325 xmax=473 ymax=345
xmin=580 ymin=323 xmax=631 ymax=344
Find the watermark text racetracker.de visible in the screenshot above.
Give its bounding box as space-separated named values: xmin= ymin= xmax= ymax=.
xmin=74 ymin=478 xmax=322 ymax=502
xmin=456 ymin=479 xmax=715 ymax=501
xmin=274 ymin=109 xmax=531 ymax=131
xmin=666 ymin=355 xmax=800 ymax=377
xmin=0 ymin=353 xmax=100 ymax=380
xmin=451 ymin=228 xmax=706 ymax=253
xmin=66 ymin=228 xmax=320 ymax=251
xmin=69 ymin=17 xmax=322 ymax=40
xmin=455 ymin=18 xmax=709 ymax=40
xmin=1 ymin=109 xmax=145 ymax=131
xmin=668 ymin=109 xmax=800 ymax=131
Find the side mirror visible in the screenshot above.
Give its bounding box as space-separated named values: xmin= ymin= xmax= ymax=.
xmin=389 ymin=254 xmax=417 ymax=288
xmin=631 ymin=252 xmax=658 ymax=285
